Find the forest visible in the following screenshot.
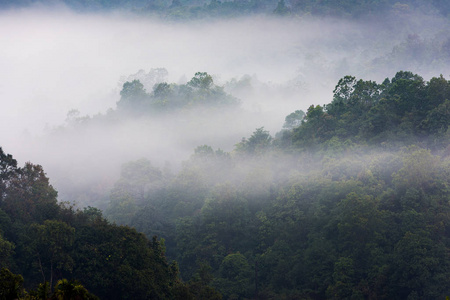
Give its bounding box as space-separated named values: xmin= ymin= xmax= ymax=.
xmin=1 ymin=70 xmax=449 ymax=299
xmin=1 ymin=0 xmax=450 ymax=298
xmin=1 ymin=0 xmax=449 ymax=19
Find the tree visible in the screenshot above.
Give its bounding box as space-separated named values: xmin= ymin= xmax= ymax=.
xmin=0 ymin=147 xmax=18 ymax=202
xmin=2 ymin=163 xmax=59 ymax=223
xmin=326 ymin=257 xmax=360 ymax=299
xmin=235 ymin=127 xmax=272 ymax=155
xmin=387 ymin=71 xmax=425 ymax=116
xmin=152 ymin=82 xmax=173 ymax=109
xmin=201 ymin=184 xmax=252 ymax=254
xmin=188 ymin=72 xmax=214 ymax=90
xmin=291 ymin=104 xmax=335 ymax=148
xmin=363 ymin=98 xmax=398 ymax=140
xmin=0 ymin=268 xmax=24 ymax=300
xmin=184 ymin=72 xmax=238 ymax=107
xmin=0 ymin=147 xmax=17 ymax=181
xmin=187 ymin=263 xmax=222 ymax=300
xmin=31 ymin=281 xmax=50 ymax=300
xmin=390 ymin=231 xmax=446 ymax=299
xmin=53 ymin=278 xmax=98 ymax=300
xmin=117 ymin=80 xmax=148 ymax=113
xmin=31 ymin=220 xmax=75 ymax=289
xmin=72 ymin=223 xmax=182 ymax=300
xmin=420 ymin=99 xmax=450 ymax=147
xmin=330 ymin=76 xmax=357 ymax=110
xmin=282 ymin=110 xmax=305 ymax=130
xmin=0 ymin=233 xmax=14 ymax=264
xmin=336 ymin=193 xmax=384 ymax=259
xmin=106 ymin=159 xmax=162 ymax=225
xmin=214 ymin=252 xmax=252 ymax=299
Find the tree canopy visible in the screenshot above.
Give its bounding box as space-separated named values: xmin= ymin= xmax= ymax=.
xmin=1 ymin=71 xmax=449 ymax=299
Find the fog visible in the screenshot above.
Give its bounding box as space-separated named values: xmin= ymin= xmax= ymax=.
xmin=1 ymin=6 xmax=449 ymax=205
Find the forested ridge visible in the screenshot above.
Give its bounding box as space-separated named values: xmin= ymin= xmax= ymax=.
xmin=1 ymin=0 xmax=449 ymax=19
xmin=104 ymin=70 xmax=450 ymax=299
xmin=1 ymin=70 xmax=449 ymax=299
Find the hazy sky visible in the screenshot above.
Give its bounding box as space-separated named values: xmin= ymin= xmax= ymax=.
xmin=0 ymin=6 xmax=448 ymax=203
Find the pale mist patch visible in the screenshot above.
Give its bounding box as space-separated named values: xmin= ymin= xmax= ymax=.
xmin=0 ymin=7 xmax=448 ymax=206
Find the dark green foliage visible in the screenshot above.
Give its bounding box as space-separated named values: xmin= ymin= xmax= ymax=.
xmin=186 ymin=263 xmax=222 ymax=299
xmin=1 ymin=163 xmax=59 ymax=224
xmin=0 ymin=148 xmax=217 ymax=299
xmin=0 ymin=147 xmax=17 ymax=182
xmin=30 ymin=220 xmax=76 ymax=288
xmin=214 ymin=252 xmax=252 ymax=299
xmin=72 ymin=223 xmax=177 ymax=299
xmin=290 ymin=72 xmax=450 ymax=151
xmin=0 ymin=233 xmax=14 ymax=264
xmin=52 ymin=278 xmax=99 ymax=300
xmin=0 ymin=268 xmax=24 ymax=300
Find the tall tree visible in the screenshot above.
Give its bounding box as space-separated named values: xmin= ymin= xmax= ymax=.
xmin=31 ymin=220 xmax=75 ymax=289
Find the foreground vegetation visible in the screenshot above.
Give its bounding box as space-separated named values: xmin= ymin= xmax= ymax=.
xmin=0 ymin=147 xmax=220 ymax=299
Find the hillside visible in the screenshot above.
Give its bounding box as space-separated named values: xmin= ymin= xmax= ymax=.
xmin=2 ymin=71 xmax=446 ymax=299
